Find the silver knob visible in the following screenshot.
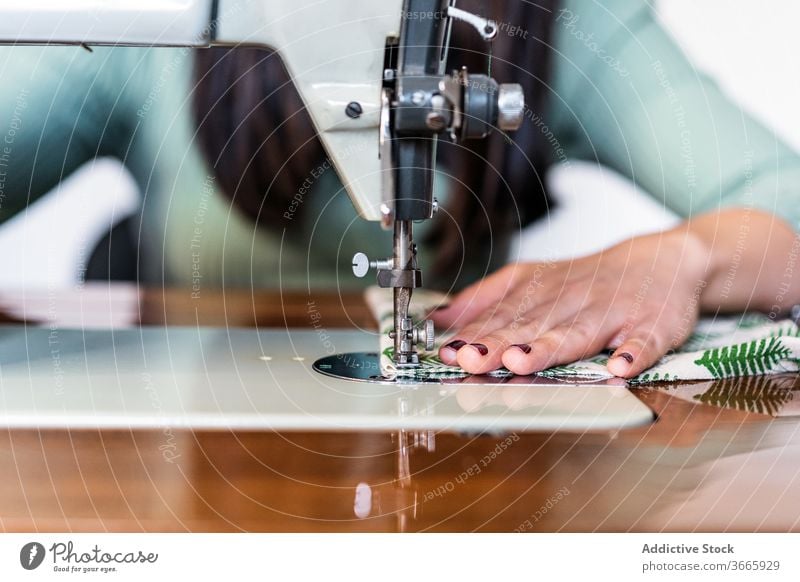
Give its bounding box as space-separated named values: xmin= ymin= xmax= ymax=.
xmin=424 ymin=319 xmax=435 ymax=351
xmin=497 ymin=83 xmax=525 ymax=131
xmin=413 ymin=319 xmax=435 ymax=351
xmin=352 ymin=252 xmax=370 ymax=278
xmin=352 ymin=252 xmax=392 ymax=278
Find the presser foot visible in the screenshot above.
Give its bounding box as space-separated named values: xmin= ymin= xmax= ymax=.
xmin=352 ymin=220 xmax=434 ymax=369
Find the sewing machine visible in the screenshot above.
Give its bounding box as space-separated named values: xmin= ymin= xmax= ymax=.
xmin=0 ymin=0 xmax=524 ymax=370
xmin=0 ymin=0 xmax=657 ymax=444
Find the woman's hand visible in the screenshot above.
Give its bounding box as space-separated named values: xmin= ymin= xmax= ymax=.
xmin=432 ymin=208 xmax=800 ymax=378
xmin=430 ymin=229 xmax=711 ymax=378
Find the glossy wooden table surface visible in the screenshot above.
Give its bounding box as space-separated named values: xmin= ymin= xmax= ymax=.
xmin=1 ymin=284 xmax=799 ymax=532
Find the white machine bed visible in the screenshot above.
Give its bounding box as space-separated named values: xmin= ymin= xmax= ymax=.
xmin=0 ymin=326 xmax=653 ymax=432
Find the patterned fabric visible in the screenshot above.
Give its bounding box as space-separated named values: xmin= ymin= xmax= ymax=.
xmin=365 ymin=287 xmax=800 ymax=383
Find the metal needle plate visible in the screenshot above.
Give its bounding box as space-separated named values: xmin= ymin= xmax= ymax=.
xmin=312 ymin=352 xmax=628 ymax=387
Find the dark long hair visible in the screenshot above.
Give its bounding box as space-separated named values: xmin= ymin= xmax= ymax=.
xmin=193 ymin=1 xmax=557 ymax=286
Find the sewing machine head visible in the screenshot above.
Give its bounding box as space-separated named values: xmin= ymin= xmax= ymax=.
xmin=0 ymin=0 xmax=523 ymax=367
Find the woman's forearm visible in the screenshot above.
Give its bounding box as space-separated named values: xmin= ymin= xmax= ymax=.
xmin=683 ymin=208 xmax=800 ymax=314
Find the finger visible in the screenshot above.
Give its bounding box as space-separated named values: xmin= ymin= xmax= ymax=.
xmin=444 ymin=296 xmax=519 ymax=341
xmin=501 ymin=309 xmax=620 ymax=375
xmin=436 ymin=291 xmax=529 ymax=365
xmin=437 ymin=298 xmax=527 ymax=365
xmin=606 ymin=311 xmax=691 ymax=378
xmin=430 ymin=264 xmax=525 ymax=328
xmin=441 ymin=281 xmax=597 ymax=370
xmin=605 ymin=332 xmax=662 ymax=378
xmin=605 ymin=313 xmax=645 ymax=350
xmin=452 ymin=301 xmax=570 ymax=374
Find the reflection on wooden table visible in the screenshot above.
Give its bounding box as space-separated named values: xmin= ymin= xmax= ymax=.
xmin=0 ymin=284 xmax=798 ymax=532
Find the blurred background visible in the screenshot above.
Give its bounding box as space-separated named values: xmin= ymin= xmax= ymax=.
xmin=0 ymin=0 xmax=797 ymax=289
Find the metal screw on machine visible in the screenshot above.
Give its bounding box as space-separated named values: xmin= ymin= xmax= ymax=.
xmin=351 ymin=252 xmax=391 ymax=278
xmin=413 ymin=319 xmax=435 ymax=351
xmin=425 ymin=112 xmax=447 ymax=131
xmin=352 ymin=252 xmax=435 ymax=353
xmin=389 ymin=318 xmax=435 ymax=352
xmin=496 ymin=84 xmax=525 ymax=131
xmin=345 ymin=101 xmax=363 ymax=119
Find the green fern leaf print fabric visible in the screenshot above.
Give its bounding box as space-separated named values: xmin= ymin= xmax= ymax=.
xmin=365 ymin=287 xmax=800 ymax=383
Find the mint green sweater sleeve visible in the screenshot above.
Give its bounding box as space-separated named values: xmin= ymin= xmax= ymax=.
xmin=0 ymin=47 xmax=135 ymax=223
xmin=1 ymin=7 xmax=799 ymax=291
xmin=547 ymin=0 xmax=800 ymax=230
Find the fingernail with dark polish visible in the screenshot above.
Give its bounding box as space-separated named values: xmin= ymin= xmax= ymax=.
xmin=511 ymin=343 xmax=532 ymax=354
xmin=615 ymin=352 xmax=634 ymax=364
xmin=444 ymin=340 xmax=467 ymax=351
xmin=469 ymin=343 xmax=489 ymax=356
